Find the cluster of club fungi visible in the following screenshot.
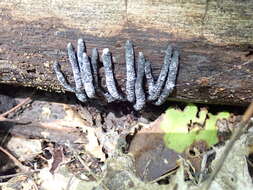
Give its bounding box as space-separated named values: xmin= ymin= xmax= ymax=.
xmin=53 ymin=39 xmax=179 ymax=111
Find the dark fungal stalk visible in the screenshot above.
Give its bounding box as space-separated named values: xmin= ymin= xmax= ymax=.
xmin=155 ymin=50 xmax=179 ymax=105
xmin=77 ymin=38 xmax=85 ymax=65
xmin=102 ymin=48 xmax=124 ymax=101
xmin=147 ymin=45 xmax=172 ymax=101
xmin=144 ymin=60 xmax=155 ymax=98
xmin=91 ymin=48 xmax=99 ymax=89
xmin=53 ymin=62 xmax=75 ymax=93
xmin=77 ymin=39 xmax=96 ymax=98
xmin=133 ymin=52 xmax=146 ymax=111
xmin=67 ymin=42 xmax=87 ymax=102
xmin=81 ymin=52 xmax=95 ymax=98
xmin=125 ymin=40 xmax=136 ymax=103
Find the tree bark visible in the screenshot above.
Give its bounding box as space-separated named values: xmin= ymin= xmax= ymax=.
xmin=0 ymin=0 xmax=252 ymax=105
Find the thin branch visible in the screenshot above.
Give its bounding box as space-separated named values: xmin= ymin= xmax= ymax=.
xmin=73 ymin=150 xmax=110 ymax=190
xmin=202 ymin=102 xmax=253 ymax=190
xmin=149 ymin=166 xmax=179 ymax=184
xmin=0 ymin=97 xmax=32 ymax=118
xmin=0 ymin=146 xmax=30 ymax=172
xmin=0 ymin=170 xmax=39 ymax=180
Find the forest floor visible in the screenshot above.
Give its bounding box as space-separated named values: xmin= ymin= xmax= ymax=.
xmin=0 ymin=84 xmax=252 ymax=190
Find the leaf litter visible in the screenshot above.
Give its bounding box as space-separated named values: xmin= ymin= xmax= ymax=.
xmin=0 ymin=86 xmax=253 ymax=190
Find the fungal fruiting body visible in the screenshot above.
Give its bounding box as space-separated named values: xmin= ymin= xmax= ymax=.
xmin=53 ymin=39 xmax=179 ymax=111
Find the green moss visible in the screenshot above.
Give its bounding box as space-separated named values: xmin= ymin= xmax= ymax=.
xmin=161 ymin=104 xmax=230 ymax=153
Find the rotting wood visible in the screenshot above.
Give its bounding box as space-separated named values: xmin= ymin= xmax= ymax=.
xmin=0 ymin=0 xmax=252 ymax=106
xmin=0 ymin=119 xmax=87 ymax=147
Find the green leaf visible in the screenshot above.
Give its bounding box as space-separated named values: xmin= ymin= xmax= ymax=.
xmin=161 ymin=104 xmax=230 ymax=153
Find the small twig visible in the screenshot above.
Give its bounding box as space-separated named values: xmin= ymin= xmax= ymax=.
xmin=74 ymin=151 xmax=110 ymax=190
xmin=66 ymin=175 xmax=75 ymax=190
xmin=242 ymin=102 xmax=253 ymax=122
xmin=0 ymin=170 xmax=38 ymax=180
xmin=149 ymin=166 xmax=179 ymax=184
xmin=67 ymin=142 xmax=109 ymax=190
xmin=202 ymin=102 xmax=253 ymax=190
xmin=142 ymin=159 xmax=152 ymax=181
xmin=246 ymin=157 xmax=253 ymax=169
xmin=31 ymin=179 xmax=39 ymax=190
xmin=198 ymin=149 xmax=215 ymax=184
xmin=0 ymin=96 xmax=32 ymax=146
xmin=0 ymin=97 xmax=32 ymax=118
xmin=0 ymin=146 xmax=30 ymax=172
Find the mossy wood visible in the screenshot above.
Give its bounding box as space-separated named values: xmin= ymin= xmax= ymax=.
xmin=0 ymin=0 xmax=252 ymax=105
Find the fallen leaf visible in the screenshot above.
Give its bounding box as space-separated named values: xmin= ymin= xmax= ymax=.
xmin=161 ymin=104 xmax=230 ymax=153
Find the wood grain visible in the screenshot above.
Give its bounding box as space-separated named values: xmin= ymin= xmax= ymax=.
xmin=0 ymin=0 xmax=252 ymax=105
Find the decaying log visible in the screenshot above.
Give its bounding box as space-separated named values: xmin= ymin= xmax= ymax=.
xmin=0 ymin=0 xmax=252 ymax=106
